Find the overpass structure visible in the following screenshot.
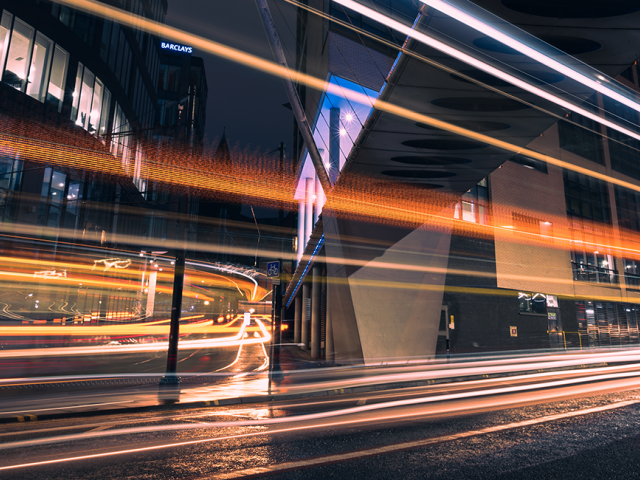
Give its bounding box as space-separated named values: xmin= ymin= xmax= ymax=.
xmin=283 ymin=0 xmax=640 ymax=363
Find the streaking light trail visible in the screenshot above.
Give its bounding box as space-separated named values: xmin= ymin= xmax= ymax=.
xmin=419 ymin=0 xmax=640 ymax=116
xmin=332 ymin=0 xmax=640 ymax=141
xmin=50 ymin=0 xmax=640 ymax=199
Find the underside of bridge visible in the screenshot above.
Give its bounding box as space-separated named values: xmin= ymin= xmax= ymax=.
xmin=286 ymin=0 xmax=640 ymax=363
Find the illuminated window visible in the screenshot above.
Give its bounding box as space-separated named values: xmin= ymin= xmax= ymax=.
xmin=26 ymin=32 xmax=53 ymax=102
xmin=454 ymin=178 xmax=488 ymax=224
xmin=623 ymin=259 xmax=640 ymax=289
xmin=46 ymin=45 xmax=68 ymax=111
xmin=2 ymin=18 xmax=34 ymax=91
xmin=518 ymin=292 xmax=547 ymax=315
xmin=571 ymin=250 xmax=618 ymax=285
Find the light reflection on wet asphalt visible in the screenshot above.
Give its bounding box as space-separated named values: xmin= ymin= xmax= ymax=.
xmin=0 ymin=371 xmax=639 ymax=479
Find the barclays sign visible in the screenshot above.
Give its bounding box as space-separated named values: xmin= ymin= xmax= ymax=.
xmin=160 ymin=42 xmax=193 ymax=54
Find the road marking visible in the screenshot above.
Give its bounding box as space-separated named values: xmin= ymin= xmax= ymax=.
xmin=0 ymin=401 xmax=135 ymax=415
xmin=87 ymin=425 xmax=110 ymax=433
xmin=0 ymin=397 xmax=637 ymax=472
xmin=209 ymin=399 xmax=640 ymax=479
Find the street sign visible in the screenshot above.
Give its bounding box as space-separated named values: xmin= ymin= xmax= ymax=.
xmin=267 ymin=261 xmax=280 ymax=278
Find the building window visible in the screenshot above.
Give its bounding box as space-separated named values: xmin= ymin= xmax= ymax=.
xmin=509 ymin=154 xmax=547 ymax=173
xmin=157 ymin=64 xmax=181 ymax=92
xmin=623 ymin=259 xmax=640 ymax=288
xmin=454 ymin=178 xmax=489 ymax=224
xmin=2 ymin=18 xmax=34 ymax=92
xmin=563 ymin=169 xmax=611 ymax=224
xmin=71 ymin=64 xmax=108 ymax=136
xmin=603 ymin=96 xmax=640 ymax=181
xmin=0 ymin=156 xmax=23 ymax=222
xmin=518 ymin=292 xmax=547 ymax=315
xmin=46 ymin=45 xmax=68 ymax=111
xmin=614 ymin=185 xmax=640 ymax=232
xmin=571 ymin=250 xmax=618 ymax=284
xmin=558 ymin=110 xmax=605 ymax=165
xmin=38 ymin=167 xmax=66 ymax=230
xmin=0 ymin=11 xmax=13 ymax=78
xmin=26 ymin=32 xmax=53 ymax=102
xmin=576 ymin=301 xmax=640 ymax=347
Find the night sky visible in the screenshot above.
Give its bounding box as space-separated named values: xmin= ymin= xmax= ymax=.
xmin=165 ymin=0 xmax=298 ymax=155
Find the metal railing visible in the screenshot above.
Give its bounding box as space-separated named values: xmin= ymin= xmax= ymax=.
xmin=572 ymin=262 xmax=619 ymax=285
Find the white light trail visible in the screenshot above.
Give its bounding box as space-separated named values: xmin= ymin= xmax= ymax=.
xmin=420 ymin=0 xmax=640 ymax=115
xmin=1 ymin=365 xmax=640 ymax=457
xmin=333 ymin=0 xmax=640 ymax=141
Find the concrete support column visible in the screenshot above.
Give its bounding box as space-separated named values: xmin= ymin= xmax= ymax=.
xmin=294 ymin=295 xmax=302 ymax=344
xmin=297 ymin=200 xmax=305 ymax=263
xmin=329 ymin=107 xmax=340 ymax=183
xmin=311 ymin=265 xmax=322 ymax=359
xmin=304 ymin=177 xmax=314 ymax=246
xmin=301 ymin=283 xmax=311 ymax=350
xmin=325 ymin=273 xmax=334 ymax=362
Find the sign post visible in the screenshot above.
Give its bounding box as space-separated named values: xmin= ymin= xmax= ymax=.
xmin=267 ymin=261 xmax=283 ymax=388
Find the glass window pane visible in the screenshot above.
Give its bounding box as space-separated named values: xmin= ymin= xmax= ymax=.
xmin=3 ymin=18 xmax=34 ymax=92
xmin=99 ymin=87 xmax=111 ymax=138
xmin=88 ymin=78 xmax=103 ymax=135
xmin=71 ymin=62 xmax=83 ymax=120
xmin=50 ymin=171 xmax=65 ymax=204
xmin=26 ymin=32 xmax=52 ymax=102
xmin=0 ymin=11 xmax=13 ymax=75
xmin=46 ymin=45 xmax=68 ymax=111
xmin=76 ymin=67 xmax=94 ymax=129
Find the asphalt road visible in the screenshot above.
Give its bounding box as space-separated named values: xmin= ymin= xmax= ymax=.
xmin=1 ymin=367 xmax=640 ymax=479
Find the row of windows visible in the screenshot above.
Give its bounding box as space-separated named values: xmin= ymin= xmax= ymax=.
xmin=558 ymin=109 xmax=605 ymax=166
xmin=0 ymin=10 xmax=69 ymax=111
xmin=71 ymin=62 xmax=111 ymax=136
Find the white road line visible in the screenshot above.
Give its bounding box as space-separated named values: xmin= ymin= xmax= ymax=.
xmin=0 ymin=398 xmax=637 ymax=472
xmin=2 ymin=368 xmax=640 ymax=452
xmin=87 ymin=425 xmax=110 ymax=433
xmin=210 ymin=399 xmax=640 ymax=479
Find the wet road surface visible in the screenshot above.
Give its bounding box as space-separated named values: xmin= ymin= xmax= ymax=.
xmin=1 ymin=367 xmax=640 ymax=479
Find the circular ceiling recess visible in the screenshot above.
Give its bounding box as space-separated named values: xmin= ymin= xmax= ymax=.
xmin=416 ymin=120 xmax=510 ymax=133
xmin=538 ymin=35 xmax=602 ymax=55
xmin=501 ymin=0 xmax=640 ymax=18
xmin=401 ymin=138 xmax=486 ymax=149
xmin=381 ymin=170 xmax=457 ymax=179
xmin=432 ymin=97 xmax=529 ymax=112
xmin=391 ymin=155 xmax=473 ymax=165
xmin=473 ymin=36 xmax=522 ymax=55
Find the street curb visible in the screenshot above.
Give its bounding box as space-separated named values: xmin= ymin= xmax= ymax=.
xmin=0 ymin=362 xmax=609 ymax=425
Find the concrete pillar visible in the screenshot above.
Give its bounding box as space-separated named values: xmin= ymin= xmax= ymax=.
xmin=329 ymin=107 xmax=340 ymax=183
xmin=304 ymin=177 xmax=314 ymax=246
xmin=311 ymin=265 xmax=322 ymax=359
xmin=301 ymin=282 xmax=311 ymax=350
xmin=294 ymin=295 xmax=302 ymax=344
xmin=297 ymin=200 xmax=305 ymax=263
xmin=325 ymin=273 xmax=334 ymax=362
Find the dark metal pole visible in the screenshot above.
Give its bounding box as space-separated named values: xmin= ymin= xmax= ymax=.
xmin=269 ymin=282 xmax=283 ymax=381
xmin=162 ymin=248 xmax=185 ymax=382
